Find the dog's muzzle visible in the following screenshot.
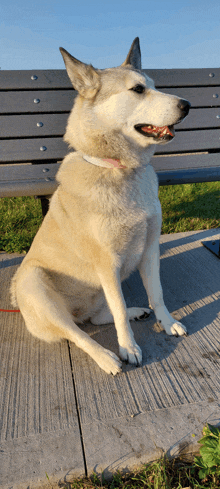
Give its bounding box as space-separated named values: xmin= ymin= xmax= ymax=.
xmin=134 ymin=98 xmax=191 ymax=142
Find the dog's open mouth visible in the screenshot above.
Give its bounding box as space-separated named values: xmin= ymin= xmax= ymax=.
xmin=134 ymin=124 xmax=175 ymax=141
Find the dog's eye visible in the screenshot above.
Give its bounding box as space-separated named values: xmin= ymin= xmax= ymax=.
xmin=130 ymin=84 xmax=145 ymax=94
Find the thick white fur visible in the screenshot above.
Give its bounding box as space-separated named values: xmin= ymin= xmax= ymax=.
xmin=10 ymin=38 xmax=188 ymax=375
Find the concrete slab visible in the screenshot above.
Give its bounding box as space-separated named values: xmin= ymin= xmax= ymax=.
xmin=69 ymin=229 xmax=220 ymax=477
xmin=0 ymin=228 xmax=220 ymax=487
xmin=0 ymin=265 xmax=85 ymax=489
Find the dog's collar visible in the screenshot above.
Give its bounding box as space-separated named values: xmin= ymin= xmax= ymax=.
xmin=83 ymin=154 xmax=126 ymax=169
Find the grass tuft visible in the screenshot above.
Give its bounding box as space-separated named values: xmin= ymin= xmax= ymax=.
xmin=0 ymin=196 xmax=43 ymax=253
xmin=60 ymin=454 xmax=220 ymax=488
xmin=159 ymin=181 xmax=220 ymax=235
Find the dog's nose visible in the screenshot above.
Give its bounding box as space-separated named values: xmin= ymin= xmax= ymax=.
xmin=177 ymin=99 xmax=191 ymax=117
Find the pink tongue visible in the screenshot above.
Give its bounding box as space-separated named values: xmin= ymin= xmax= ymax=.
xmin=142 ymin=125 xmax=173 ymax=138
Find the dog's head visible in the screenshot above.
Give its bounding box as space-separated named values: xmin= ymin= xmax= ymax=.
xmin=60 ymin=38 xmax=190 ymax=160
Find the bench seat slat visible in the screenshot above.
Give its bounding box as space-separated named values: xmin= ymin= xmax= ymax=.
xmin=1 ymin=154 xmax=220 ymax=198
xmin=1 ymin=69 xmax=220 ymax=89
xmin=157 ymin=167 xmax=220 ymax=185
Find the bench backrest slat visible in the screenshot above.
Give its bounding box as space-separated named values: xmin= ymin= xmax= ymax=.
xmin=1 ymin=87 xmax=219 ymax=114
xmin=1 ymin=68 xmax=220 ymax=89
xmin=1 ymin=129 xmax=220 ymax=163
xmin=0 ymin=90 xmax=76 ymax=113
xmin=1 ymin=107 xmax=219 ymax=140
xmin=1 ymin=139 xmax=68 ymax=162
xmin=0 ymin=114 xmax=69 ymax=138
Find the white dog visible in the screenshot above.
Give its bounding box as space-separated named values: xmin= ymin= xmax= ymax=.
xmin=11 ymin=37 xmax=190 ymax=374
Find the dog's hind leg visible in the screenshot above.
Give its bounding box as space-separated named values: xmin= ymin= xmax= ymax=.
xmin=91 ymin=304 xmax=151 ymax=325
xmin=15 ymin=267 xmax=122 ymax=375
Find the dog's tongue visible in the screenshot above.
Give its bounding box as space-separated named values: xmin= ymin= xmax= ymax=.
xmin=142 ymin=125 xmax=173 ymax=138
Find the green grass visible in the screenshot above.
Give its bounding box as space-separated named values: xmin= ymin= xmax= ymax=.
xmin=0 ymin=182 xmax=219 ymax=254
xmin=47 ymin=424 xmax=220 ymax=488
xmin=47 ymin=452 xmax=220 ymax=489
xmin=0 ymin=195 xmax=43 ymax=254
xmin=159 ymin=181 xmax=220 ymax=235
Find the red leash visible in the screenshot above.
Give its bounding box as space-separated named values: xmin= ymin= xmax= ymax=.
xmin=0 ymin=309 xmax=20 ymax=312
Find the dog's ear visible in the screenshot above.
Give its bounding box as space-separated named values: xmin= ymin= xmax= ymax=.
xmin=59 ymin=47 xmax=101 ymax=98
xmin=121 ymin=37 xmax=142 ymax=70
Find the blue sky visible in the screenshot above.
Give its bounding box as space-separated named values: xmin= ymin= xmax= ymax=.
xmin=1 ymin=0 xmax=220 ymax=70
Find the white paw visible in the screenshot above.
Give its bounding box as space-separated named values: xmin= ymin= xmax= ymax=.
xmin=127 ymin=307 xmax=152 ymax=321
xmin=96 ymin=348 xmax=122 ymax=375
xmin=119 ymin=341 xmax=142 ymax=366
xmin=156 ymin=307 xmax=187 ymax=337
xmin=164 ymin=320 xmax=188 ymax=337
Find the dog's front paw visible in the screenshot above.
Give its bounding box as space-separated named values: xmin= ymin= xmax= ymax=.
xmin=156 ymin=307 xmax=187 ymax=337
xmin=96 ymin=349 xmax=122 ymax=375
xmin=119 ymin=341 xmax=142 ymax=366
xmin=163 ymin=320 xmax=187 ymax=337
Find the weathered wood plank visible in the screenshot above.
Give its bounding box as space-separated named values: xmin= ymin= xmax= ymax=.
xmin=0 ymin=163 xmax=59 ymax=197
xmin=160 ymin=87 xmax=220 ymax=107
xmin=1 ymin=108 xmax=220 ymax=138
xmin=0 ymin=114 xmax=69 ymax=138
xmin=1 ymin=87 xmax=220 ymax=114
xmin=157 ymin=129 xmax=220 ymax=154
xmin=0 ymin=90 xmax=76 ymax=114
xmin=152 ymin=152 xmax=220 ymax=171
xmin=177 ymin=108 xmax=220 ymax=130
xmin=0 ymin=138 xmax=68 ymax=162
xmin=145 ymin=68 xmax=220 ymax=86
xmin=157 ymin=167 xmax=220 ymax=185
xmin=1 ymin=130 xmax=220 ymax=162
xmin=0 ymin=70 xmax=71 ymax=89
xmin=1 ymin=68 xmax=220 ymax=89
xmin=1 ymin=153 xmax=220 ymax=198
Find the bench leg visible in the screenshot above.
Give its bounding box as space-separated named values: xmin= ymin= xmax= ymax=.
xmin=35 ymin=196 xmax=50 ymax=217
xmin=202 ymin=239 xmax=220 ymax=258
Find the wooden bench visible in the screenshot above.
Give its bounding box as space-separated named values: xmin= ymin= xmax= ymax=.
xmin=1 ymin=68 xmax=220 ymax=255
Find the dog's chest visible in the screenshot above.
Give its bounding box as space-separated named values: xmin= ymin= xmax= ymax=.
xmin=108 ymin=164 xmax=161 ymax=224
xmin=91 ymin=165 xmax=161 ymax=270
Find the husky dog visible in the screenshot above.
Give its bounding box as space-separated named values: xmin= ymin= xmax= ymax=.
xmin=10 ymin=38 xmax=190 ymax=375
